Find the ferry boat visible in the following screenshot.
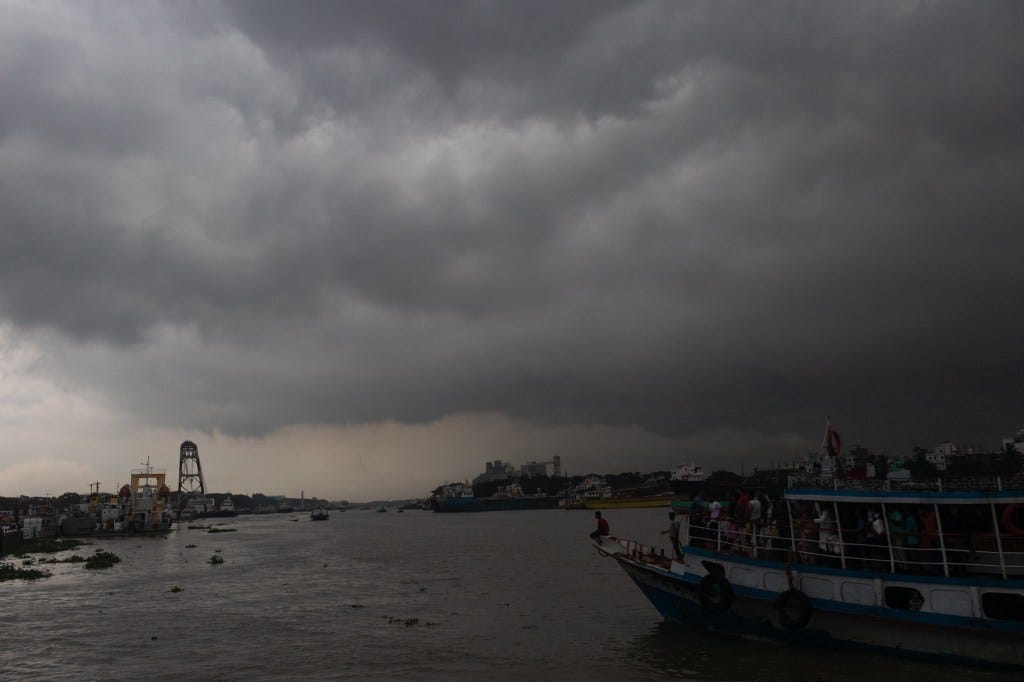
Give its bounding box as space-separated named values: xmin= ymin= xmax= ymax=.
xmin=432 ymin=481 xmax=562 ymax=512
xmin=202 ymin=494 xmax=239 ymax=518
xmin=600 ymin=427 xmax=1024 ymax=668
xmin=59 ymin=482 xmax=126 ymax=535
xmin=669 ymin=462 xmax=709 ymax=496
xmin=310 ymin=507 xmax=329 ymax=521
xmin=20 ymin=505 xmax=59 ymax=539
xmin=581 ymin=476 xmax=679 ymax=510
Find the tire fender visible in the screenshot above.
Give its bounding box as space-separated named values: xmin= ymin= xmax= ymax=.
xmin=775 ymin=589 xmax=813 ymax=629
xmin=697 ymin=574 xmax=734 ymax=613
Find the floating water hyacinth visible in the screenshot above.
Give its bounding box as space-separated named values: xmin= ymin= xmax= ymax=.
xmin=0 ymin=563 xmax=52 ymax=581
xmin=84 ymin=550 xmax=121 ymax=570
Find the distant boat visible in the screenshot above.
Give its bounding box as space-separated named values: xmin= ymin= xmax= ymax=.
xmin=202 ymin=494 xmax=239 ymax=518
xmin=582 ymin=493 xmax=678 ymax=510
xmin=668 ymin=463 xmax=709 ymax=496
xmin=310 ymin=508 xmax=329 ymax=521
xmin=377 ymin=506 xmax=387 ymax=513
xmin=432 ymin=481 xmax=562 ymax=513
xmin=567 ymin=475 xmax=681 ymax=510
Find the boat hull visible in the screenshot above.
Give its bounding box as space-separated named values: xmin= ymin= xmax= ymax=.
xmin=614 ymin=555 xmax=1024 ymax=668
xmin=60 ymin=517 xmax=98 ymax=536
xmin=582 ymin=494 xmax=678 ymax=510
xmin=435 ymin=496 xmax=562 ymax=512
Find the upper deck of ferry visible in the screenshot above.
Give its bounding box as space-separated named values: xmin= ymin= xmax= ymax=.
xmin=687 ymin=475 xmax=1024 ymax=583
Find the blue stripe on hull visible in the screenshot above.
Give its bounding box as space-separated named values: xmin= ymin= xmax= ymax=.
xmin=618 ymin=558 xmax=1024 ymax=669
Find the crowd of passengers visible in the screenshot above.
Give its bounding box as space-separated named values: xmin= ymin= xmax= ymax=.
xmin=687 ymin=489 xmax=1020 ymax=575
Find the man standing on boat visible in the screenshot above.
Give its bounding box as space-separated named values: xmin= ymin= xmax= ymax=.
xmin=748 ymin=494 xmax=763 ymax=554
xmin=661 ymin=511 xmax=682 ymax=559
xmin=590 ymin=511 xmax=610 ymax=544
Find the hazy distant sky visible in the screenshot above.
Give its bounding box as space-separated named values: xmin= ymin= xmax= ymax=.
xmin=1 ymin=1 xmax=1022 ymax=499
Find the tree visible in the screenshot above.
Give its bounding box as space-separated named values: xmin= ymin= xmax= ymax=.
xmin=905 ymin=451 xmax=939 ymax=480
xmin=870 ymin=455 xmax=890 ymax=479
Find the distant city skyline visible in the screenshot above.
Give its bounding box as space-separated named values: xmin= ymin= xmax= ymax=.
xmin=1 ymin=2 xmax=1022 ymax=498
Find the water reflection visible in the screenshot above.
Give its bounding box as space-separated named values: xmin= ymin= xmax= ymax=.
xmin=618 ymin=620 xmax=1018 ymax=682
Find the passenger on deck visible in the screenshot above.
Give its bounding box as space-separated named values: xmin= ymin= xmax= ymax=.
xmin=813 ymin=505 xmax=840 ymax=566
xmin=706 ymin=499 xmax=721 ymax=549
xmin=661 ymin=511 xmax=682 ymax=560
xmin=748 ymin=494 xmax=763 ymax=555
xmin=919 ymin=507 xmax=940 ymax=573
xmin=889 ymin=508 xmax=908 ymax=571
xmin=905 ymin=510 xmax=921 ymax=572
xmin=590 ymin=511 xmax=610 ymax=544
xmin=868 ymin=511 xmax=888 ymax=570
xmin=796 ymin=508 xmax=816 ymax=564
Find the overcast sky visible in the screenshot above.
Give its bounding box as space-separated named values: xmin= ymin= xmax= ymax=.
xmin=1 ymin=1 xmax=1022 ymax=499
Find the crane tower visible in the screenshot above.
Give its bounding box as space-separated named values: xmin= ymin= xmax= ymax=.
xmin=177 ymin=440 xmax=208 ymax=516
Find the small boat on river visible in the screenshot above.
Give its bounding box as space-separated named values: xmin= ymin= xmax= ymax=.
xmin=600 ymin=422 xmax=1024 ymax=668
xmin=310 ymin=508 xmax=329 ymax=521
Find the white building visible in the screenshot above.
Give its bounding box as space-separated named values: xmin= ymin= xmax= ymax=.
xmin=1002 ymin=428 xmax=1024 ymax=455
xmin=926 ymin=442 xmax=959 ymax=472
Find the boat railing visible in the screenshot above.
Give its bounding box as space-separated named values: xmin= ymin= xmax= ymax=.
xmin=786 ymin=475 xmax=1024 ymax=493
xmin=687 ymin=517 xmax=1024 ymax=579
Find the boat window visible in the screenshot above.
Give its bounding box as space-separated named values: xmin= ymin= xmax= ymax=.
xmin=884 ymin=586 xmax=924 ymax=611
xmin=981 ymin=592 xmax=1024 ymax=621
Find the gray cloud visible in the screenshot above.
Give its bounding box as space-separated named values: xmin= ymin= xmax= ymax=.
xmin=1 ymin=1 xmax=1022 ymax=469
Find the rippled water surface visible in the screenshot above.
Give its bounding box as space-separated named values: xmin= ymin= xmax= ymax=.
xmin=2 ymin=509 xmax=1017 ymax=680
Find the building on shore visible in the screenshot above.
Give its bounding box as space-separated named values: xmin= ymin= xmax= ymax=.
xmin=472 ymin=456 xmax=562 ymax=484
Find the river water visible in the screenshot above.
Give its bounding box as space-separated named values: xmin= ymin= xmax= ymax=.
xmin=1 ymin=508 xmax=1016 ymax=680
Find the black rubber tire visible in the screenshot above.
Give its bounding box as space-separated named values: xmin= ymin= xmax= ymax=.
xmin=775 ymin=589 xmax=813 ymax=629
xmin=697 ymin=574 xmax=734 ymax=613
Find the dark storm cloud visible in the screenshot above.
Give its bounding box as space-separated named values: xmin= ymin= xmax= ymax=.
xmin=1 ymin=1 xmax=1023 ymax=459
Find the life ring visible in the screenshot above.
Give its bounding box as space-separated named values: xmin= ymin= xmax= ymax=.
xmin=697 ymin=574 xmax=734 ymax=613
xmin=826 ymin=428 xmax=842 ymax=456
xmin=775 ymin=589 xmax=812 ymax=629
xmin=1002 ymin=505 xmax=1024 ymax=538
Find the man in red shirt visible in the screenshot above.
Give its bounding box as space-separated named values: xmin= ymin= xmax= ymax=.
xmin=590 ymin=511 xmax=610 ymax=544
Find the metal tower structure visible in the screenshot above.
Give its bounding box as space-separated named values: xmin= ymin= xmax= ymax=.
xmin=177 ymin=440 xmax=208 ymax=515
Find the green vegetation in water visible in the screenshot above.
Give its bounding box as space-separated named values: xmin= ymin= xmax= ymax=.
xmin=11 ymin=537 xmax=90 ymax=556
xmin=0 ymin=562 xmax=52 ymax=581
xmin=208 ymin=555 xmax=225 ymax=565
xmin=84 ymin=550 xmax=121 ymax=570
xmin=207 ymin=527 xmax=236 ymax=533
